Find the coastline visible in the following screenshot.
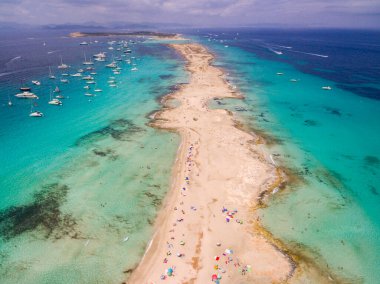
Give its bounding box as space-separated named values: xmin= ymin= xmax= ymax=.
xmin=127 ymin=42 xmax=300 ymax=283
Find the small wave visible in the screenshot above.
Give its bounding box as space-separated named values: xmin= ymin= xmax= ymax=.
xmin=290 ymin=50 xmax=328 ymax=58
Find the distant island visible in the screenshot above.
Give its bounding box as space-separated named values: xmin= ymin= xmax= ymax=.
xmin=69 ymin=31 xmax=180 ymax=39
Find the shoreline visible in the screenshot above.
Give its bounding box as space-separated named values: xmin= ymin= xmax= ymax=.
xmin=127 ymin=42 xmax=328 ymax=283
xmin=128 ymin=41 xmax=294 ymax=283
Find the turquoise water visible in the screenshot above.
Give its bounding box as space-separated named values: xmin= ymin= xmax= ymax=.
xmin=199 ymin=32 xmax=380 ymax=283
xmin=0 ymin=33 xmax=186 ymax=283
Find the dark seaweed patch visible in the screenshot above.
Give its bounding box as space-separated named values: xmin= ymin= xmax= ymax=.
xmin=364 ymin=155 xmax=379 ymax=167
xmin=159 ymin=74 xmax=174 ymax=80
xmin=337 ymin=84 xmax=380 ymax=101
xmin=92 ymin=148 xmax=118 ymax=160
xmin=370 ymin=186 xmax=378 ymax=196
xmin=143 ymin=191 xmax=162 ymax=208
xmin=324 ymin=107 xmax=342 ymax=116
xmin=0 ymin=183 xmax=79 ymax=241
xmin=304 ymin=119 xmax=319 ymax=126
xmin=75 ymin=119 xmax=145 ymax=146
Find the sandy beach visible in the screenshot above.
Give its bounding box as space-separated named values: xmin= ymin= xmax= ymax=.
xmin=127 ymin=43 xmax=294 ymax=283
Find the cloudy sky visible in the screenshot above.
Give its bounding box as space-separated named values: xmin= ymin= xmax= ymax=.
xmin=1 ymin=0 xmax=379 ymax=28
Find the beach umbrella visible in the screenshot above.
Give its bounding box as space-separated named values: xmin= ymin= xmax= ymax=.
xmin=212 ymin=274 xmax=218 ymax=281
xmin=167 ymin=267 xmax=173 ymax=276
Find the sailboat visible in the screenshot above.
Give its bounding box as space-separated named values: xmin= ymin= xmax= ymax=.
xmin=48 ymin=88 xmax=62 ymax=105
xmin=82 ymin=52 xmax=94 ymax=65
xmin=58 ymin=56 xmax=69 ymax=69
xmin=29 ymin=101 xmax=43 ymax=117
xmin=48 ymin=66 xmax=56 ymax=79
xmin=7 ymin=94 xmax=12 ymax=106
xmin=54 ymin=86 xmax=60 ymax=93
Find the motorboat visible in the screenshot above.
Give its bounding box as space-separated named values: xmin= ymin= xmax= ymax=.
xmin=15 ymin=91 xmax=38 ymax=99
xmin=322 ymin=86 xmax=332 ymax=90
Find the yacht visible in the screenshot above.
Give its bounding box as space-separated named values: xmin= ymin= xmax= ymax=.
xmin=32 ymin=80 xmax=41 ymax=85
xmin=60 ymin=78 xmax=69 ymax=83
xmin=58 ymin=56 xmax=69 ymax=69
xmin=62 ymin=73 xmax=69 ymax=76
xmin=30 ymin=111 xmax=43 ymax=117
xmin=20 ymin=80 xmax=31 ymax=92
xmin=93 ymin=52 xmax=106 ymax=59
xmin=86 ymin=80 xmax=96 ymax=84
xmin=48 ymin=98 xmax=62 ymax=105
xmin=15 ymin=91 xmax=38 ymax=99
xmin=29 ymin=103 xmax=43 ymax=117
xmin=71 ymin=73 xmax=82 ymax=77
xmin=79 ymin=41 xmax=88 ymax=45
xmin=84 ymin=93 xmax=94 ymax=97
xmin=82 ymin=75 xmax=94 ymax=80
xmin=276 ymin=72 xmax=284 ymax=76
xmin=94 ymin=88 xmax=102 ymax=92
xmin=56 ymin=94 xmax=65 ymax=99
xmin=322 ymin=86 xmax=332 ymax=90
xmin=106 ymin=62 xmax=117 ymax=68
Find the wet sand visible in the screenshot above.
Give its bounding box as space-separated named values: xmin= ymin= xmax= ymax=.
xmin=127 ymin=43 xmax=294 ymax=283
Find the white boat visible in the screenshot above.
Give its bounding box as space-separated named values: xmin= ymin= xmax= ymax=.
xmin=123 ymin=236 xmax=129 ymax=242
xmin=58 ymin=56 xmax=69 ymax=69
xmin=48 ymin=66 xmax=56 ymax=79
xmin=322 ymin=86 xmax=332 ymax=90
xmin=93 ymin=52 xmax=106 ymax=59
xmin=82 ymin=52 xmax=94 ymax=65
xmin=7 ymin=94 xmax=12 ymax=106
xmin=48 ymin=98 xmax=62 ymax=105
xmin=84 ymin=93 xmax=94 ymax=97
xmin=82 ymin=75 xmax=94 ymax=80
xmin=290 ymin=79 xmax=298 ymax=82
xmin=79 ymin=41 xmax=88 ymax=45
xmin=94 ymin=88 xmax=102 ymax=92
xmin=30 ymin=111 xmax=43 ymax=117
xmin=60 ymin=79 xmax=69 ymax=83
xmin=15 ymin=91 xmax=38 ymax=99
xmin=276 ymin=72 xmax=284 ymax=75
xmin=48 ymin=89 xmax=62 ymax=105
xmin=109 ymin=84 xmax=117 ymax=87
xmin=113 ymin=71 xmax=121 ymax=75
xmin=62 ymin=73 xmax=69 ymax=76
xmin=131 ymin=67 xmax=138 ymax=71
xmin=106 ymin=62 xmax=117 ymax=68
xmin=84 ymin=85 xmax=90 ymax=89
xmin=71 ymin=73 xmax=82 ymax=77
xmin=86 ymin=80 xmax=96 ymax=84
xmin=29 ymin=103 xmax=43 ymax=117
xmin=90 ymin=72 xmax=97 ymax=75
xmin=56 ymin=94 xmax=65 ymax=99
xmin=94 ymin=57 xmax=105 ymax=62
xmin=78 ymin=69 xmax=84 ymax=73
xmin=54 ymin=86 xmax=60 ymax=93
xmin=32 ymin=80 xmax=41 ymax=85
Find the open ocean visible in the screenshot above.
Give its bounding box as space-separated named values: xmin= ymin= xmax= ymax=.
xmin=0 ymin=28 xmax=379 ymax=283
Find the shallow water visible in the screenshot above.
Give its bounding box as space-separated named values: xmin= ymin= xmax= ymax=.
xmin=0 ymin=30 xmax=186 ymax=283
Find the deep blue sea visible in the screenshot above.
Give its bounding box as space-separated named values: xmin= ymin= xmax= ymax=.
xmin=0 ymin=28 xmax=379 ymax=283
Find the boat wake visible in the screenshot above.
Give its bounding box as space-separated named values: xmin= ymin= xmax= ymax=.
xmin=5 ymin=56 xmax=22 ymax=65
xmin=289 ymin=50 xmax=328 ymax=58
xmin=47 ymin=50 xmax=60 ymax=54
xmin=266 ymin=47 xmax=283 ymax=55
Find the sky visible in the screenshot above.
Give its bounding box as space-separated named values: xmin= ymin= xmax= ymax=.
xmin=0 ymin=0 xmax=380 ymax=29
